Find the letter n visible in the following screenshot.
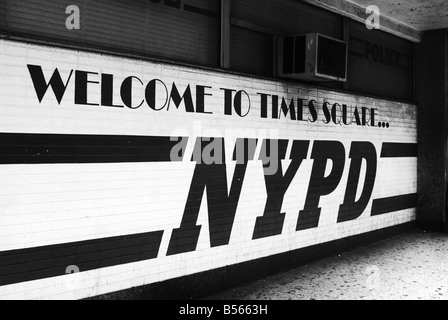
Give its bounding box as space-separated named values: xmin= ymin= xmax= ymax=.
xmin=167 ymin=138 xmax=257 ymax=255
xmin=252 ymin=140 xmax=309 ymax=239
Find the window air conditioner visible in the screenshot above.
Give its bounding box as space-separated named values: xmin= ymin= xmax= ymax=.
xmin=277 ymin=33 xmax=348 ymax=82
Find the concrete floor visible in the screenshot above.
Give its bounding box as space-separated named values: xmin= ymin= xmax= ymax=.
xmin=206 ymin=229 xmax=448 ymax=300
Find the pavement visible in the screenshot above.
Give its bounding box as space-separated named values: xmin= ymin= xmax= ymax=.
xmin=205 ymin=228 xmax=448 ymax=300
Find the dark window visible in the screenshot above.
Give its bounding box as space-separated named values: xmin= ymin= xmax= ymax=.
xmin=347 ymin=20 xmax=415 ymax=101
xmin=0 ymin=0 xmax=220 ymax=67
xmin=317 ymin=36 xmax=346 ymax=79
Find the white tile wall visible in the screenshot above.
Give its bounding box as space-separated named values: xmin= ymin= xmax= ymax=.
xmin=0 ymin=39 xmax=417 ymax=300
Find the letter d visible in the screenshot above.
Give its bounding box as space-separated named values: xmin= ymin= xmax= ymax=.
xmin=337 ymin=142 xmax=377 ymax=223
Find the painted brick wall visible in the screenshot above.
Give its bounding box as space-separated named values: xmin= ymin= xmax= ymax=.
xmin=0 ymin=39 xmax=417 ymax=299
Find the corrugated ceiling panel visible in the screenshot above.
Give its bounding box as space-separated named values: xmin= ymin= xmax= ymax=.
xmin=231 ymin=0 xmax=343 ymax=39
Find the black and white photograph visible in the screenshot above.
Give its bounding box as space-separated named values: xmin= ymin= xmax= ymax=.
xmin=0 ymin=0 xmax=447 ymax=308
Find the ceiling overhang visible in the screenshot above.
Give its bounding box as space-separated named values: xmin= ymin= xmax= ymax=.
xmin=303 ymin=0 xmax=423 ymax=42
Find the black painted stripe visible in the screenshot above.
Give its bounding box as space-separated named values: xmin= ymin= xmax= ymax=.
xmin=371 ymin=193 xmax=417 ymax=216
xmin=183 ymin=4 xmax=219 ymax=18
xmin=0 ymin=133 xmax=187 ymax=164
xmin=380 ymin=143 xmax=417 ymax=158
xmin=0 ymin=231 xmax=164 ymax=286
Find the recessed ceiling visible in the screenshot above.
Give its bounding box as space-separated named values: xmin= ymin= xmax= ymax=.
xmin=347 ymin=0 xmax=448 ymax=31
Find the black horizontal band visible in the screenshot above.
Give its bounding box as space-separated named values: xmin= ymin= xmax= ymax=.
xmin=371 ymin=193 xmax=417 ymax=216
xmin=0 ymin=133 xmax=187 ymax=164
xmin=380 ymin=143 xmax=417 ymax=158
xmin=0 ymin=230 xmax=164 ymax=286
